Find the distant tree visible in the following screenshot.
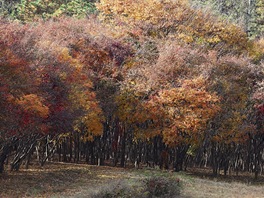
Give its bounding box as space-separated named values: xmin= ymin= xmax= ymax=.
xmin=190 ymin=0 xmax=264 ymax=38
xmin=0 ymin=0 xmax=20 ymax=17
xmin=9 ymin=0 xmax=96 ymax=21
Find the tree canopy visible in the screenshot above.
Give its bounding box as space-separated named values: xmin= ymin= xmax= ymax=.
xmin=0 ymin=0 xmax=263 ymax=179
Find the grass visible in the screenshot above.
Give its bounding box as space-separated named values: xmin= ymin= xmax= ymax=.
xmin=0 ymin=162 xmax=263 ymax=197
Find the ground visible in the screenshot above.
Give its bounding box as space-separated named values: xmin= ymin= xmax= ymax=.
xmin=0 ymin=162 xmax=264 ymax=197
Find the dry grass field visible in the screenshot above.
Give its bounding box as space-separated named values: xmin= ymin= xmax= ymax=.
xmin=0 ymin=162 xmax=263 ymax=198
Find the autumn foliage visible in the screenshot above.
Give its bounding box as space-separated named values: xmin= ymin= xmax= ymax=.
xmin=0 ymin=0 xmax=264 ymax=178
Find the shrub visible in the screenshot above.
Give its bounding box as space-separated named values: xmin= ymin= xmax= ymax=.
xmin=91 ymin=180 xmax=136 ymax=198
xmin=143 ymin=176 xmax=181 ymax=198
xmin=91 ymin=176 xmax=181 ymax=198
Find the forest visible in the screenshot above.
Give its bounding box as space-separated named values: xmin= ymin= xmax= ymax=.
xmin=0 ymin=0 xmax=264 ymax=189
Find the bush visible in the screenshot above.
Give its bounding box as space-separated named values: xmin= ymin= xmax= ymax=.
xmin=143 ymin=176 xmax=181 ymax=198
xmin=91 ymin=176 xmax=181 ymax=198
xmin=91 ymin=180 xmax=136 ymax=198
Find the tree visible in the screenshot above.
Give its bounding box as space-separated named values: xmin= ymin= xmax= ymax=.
xmin=96 ymin=0 xmax=255 ymax=57
xmin=190 ymin=0 xmax=264 ymax=38
xmin=0 ymin=21 xmax=50 ymax=172
xmin=11 ymin=0 xmax=96 ymax=21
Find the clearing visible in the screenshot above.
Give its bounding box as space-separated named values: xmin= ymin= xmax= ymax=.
xmin=0 ymin=162 xmax=264 ymax=198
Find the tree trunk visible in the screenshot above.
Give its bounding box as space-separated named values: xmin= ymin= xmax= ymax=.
xmin=253 ymin=138 xmax=260 ymax=180
xmin=0 ymin=144 xmax=10 ymax=173
xmin=25 ymin=145 xmax=35 ymax=169
xmin=211 ymin=142 xmax=218 ymax=177
xmin=153 ymin=137 xmax=159 ymax=166
xmin=120 ymin=125 xmax=126 ymax=167
xmin=63 ymin=139 xmax=67 ymax=162
xmin=174 ymin=145 xmax=189 ymax=172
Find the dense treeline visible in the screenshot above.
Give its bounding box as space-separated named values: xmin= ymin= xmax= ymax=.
xmin=0 ymin=0 xmax=263 ymax=179
xmin=1 ymin=0 xmax=264 ymax=37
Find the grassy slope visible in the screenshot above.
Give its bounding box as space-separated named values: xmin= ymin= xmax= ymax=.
xmin=0 ymin=162 xmax=263 ymax=198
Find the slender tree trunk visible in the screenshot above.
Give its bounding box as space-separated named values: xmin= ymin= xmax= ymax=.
xmin=120 ymin=125 xmax=126 ymax=167
xmin=63 ymin=139 xmax=67 ymax=162
xmin=90 ymin=141 xmax=95 ymax=165
xmin=211 ymin=142 xmax=218 ymax=177
xmin=25 ymin=145 xmax=35 ymax=169
xmin=0 ymin=144 xmax=10 ymax=173
xmin=58 ymin=144 xmax=61 ymax=162
xmin=253 ymin=138 xmax=260 ymax=179
xmin=85 ymin=142 xmax=89 ymax=163
xmin=74 ymin=133 xmax=80 ymax=163
xmin=69 ymin=136 xmax=73 ymax=162
xmin=153 ymin=137 xmax=159 ymax=166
